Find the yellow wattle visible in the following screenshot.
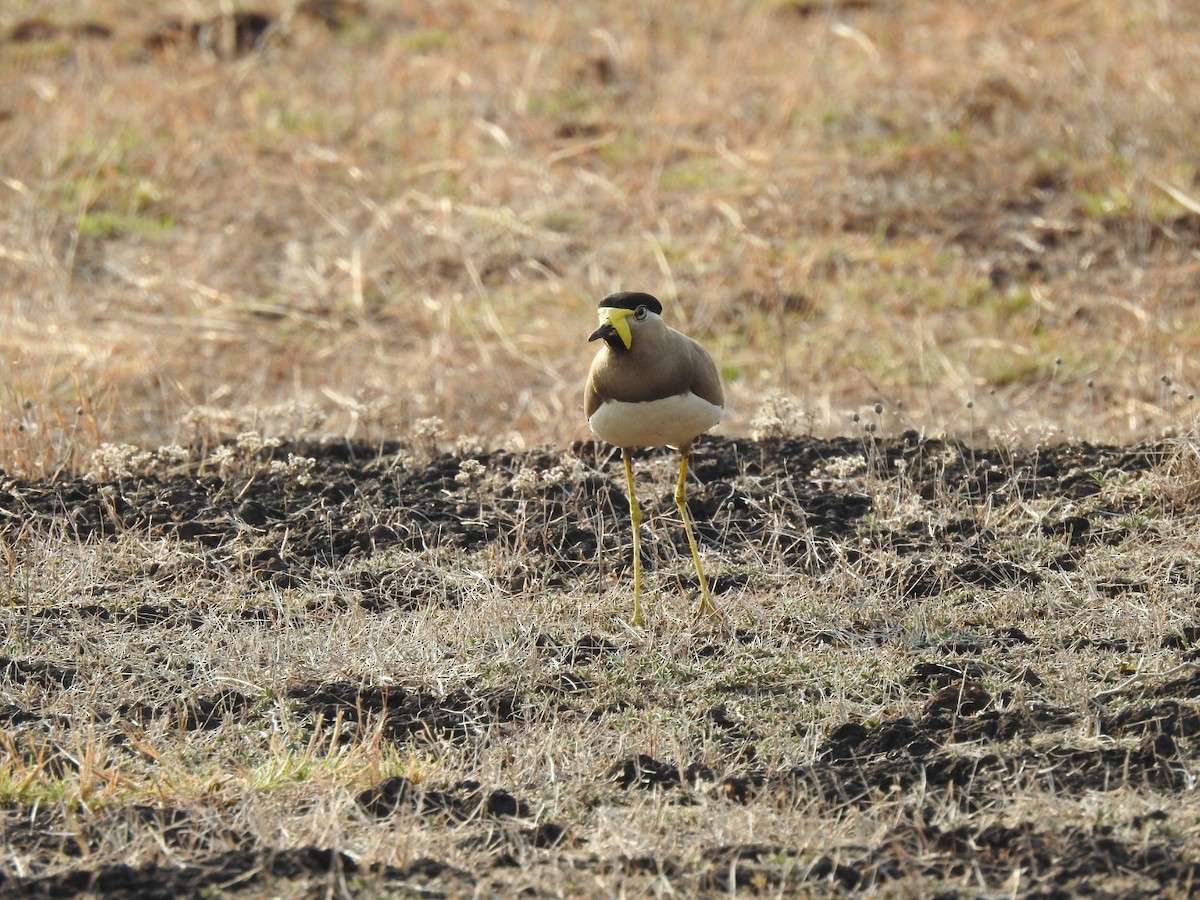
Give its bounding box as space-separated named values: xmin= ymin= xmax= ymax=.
xmin=600 ymin=307 xmax=635 ymax=350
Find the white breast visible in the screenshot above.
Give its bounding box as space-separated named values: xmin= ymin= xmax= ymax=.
xmin=589 ymin=392 xmax=723 ymax=449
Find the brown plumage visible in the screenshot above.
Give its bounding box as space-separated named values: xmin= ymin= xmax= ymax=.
xmin=583 ymin=291 xmax=724 ymax=626
xmin=585 ymin=315 xmax=723 ymax=418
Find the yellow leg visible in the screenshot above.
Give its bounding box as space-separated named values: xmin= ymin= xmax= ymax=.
xmin=623 ymin=449 xmax=645 ymax=627
xmin=675 ymin=451 xmax=719 ymax=621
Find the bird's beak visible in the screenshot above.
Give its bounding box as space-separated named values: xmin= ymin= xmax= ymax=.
xmin=588 ymin=307 xmax=635 ymax=350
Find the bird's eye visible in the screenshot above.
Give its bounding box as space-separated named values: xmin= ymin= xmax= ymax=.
xmin=634 ymin=305 xmax=647 ymax=320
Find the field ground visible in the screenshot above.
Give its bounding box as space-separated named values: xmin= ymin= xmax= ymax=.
xmin=3 ymin=1 xmax=1200 ymax=897
xmin=3 ymin=434 xmax=1200 ymax=895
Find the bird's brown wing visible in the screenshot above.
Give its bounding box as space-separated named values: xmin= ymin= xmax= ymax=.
xmin=584 ymin=362 xmax=603 ymax=419
xmin=687 ymin=338 xmax=725 ymax=409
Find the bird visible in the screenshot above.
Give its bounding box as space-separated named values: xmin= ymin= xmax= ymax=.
xmin=584 ymin=291 xmax=725 ymax=626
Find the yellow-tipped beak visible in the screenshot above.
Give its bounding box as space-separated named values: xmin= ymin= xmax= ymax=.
xmin=588 ymin=307 xmax=635 ymax=350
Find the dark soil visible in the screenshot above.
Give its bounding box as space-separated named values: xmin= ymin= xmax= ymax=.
xmin=1 ymin=433 xmax=1159 ymax=584
xmin=3 ymin=434 xmax=1199 ymax=897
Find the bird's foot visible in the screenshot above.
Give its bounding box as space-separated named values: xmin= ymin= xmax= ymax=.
xmin=695 ymin=593 xmax=723 ymax=625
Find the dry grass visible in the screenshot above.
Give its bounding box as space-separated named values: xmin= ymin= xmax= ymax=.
xmin=4 ymin=1 xmax=1200 ymax=896
xmin=2 ymin=0 xmax=1200 ymax=474
xmin=3 ymin=434 xmax=1200 ymax=895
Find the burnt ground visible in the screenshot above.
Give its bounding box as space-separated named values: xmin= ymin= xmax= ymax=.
xmin=2 ymin=434 xmax=1200 ymax=896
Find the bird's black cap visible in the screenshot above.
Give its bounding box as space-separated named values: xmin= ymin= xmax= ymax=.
xmin=598 ymin=292 xmax=663 ymax=315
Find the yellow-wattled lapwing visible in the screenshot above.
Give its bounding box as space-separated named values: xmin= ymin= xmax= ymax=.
xmin=584 ymin=291 xmax=724 ymax=626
